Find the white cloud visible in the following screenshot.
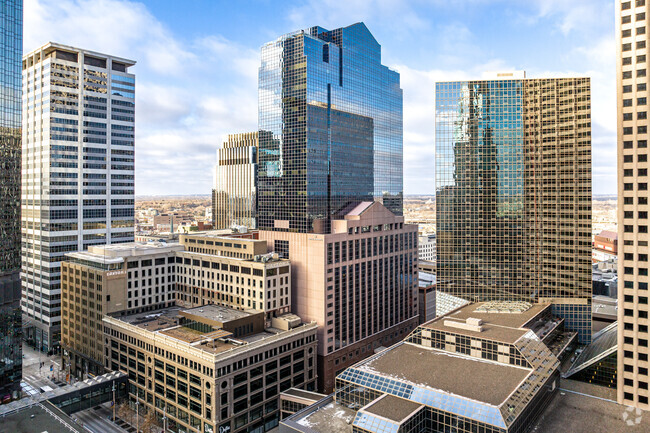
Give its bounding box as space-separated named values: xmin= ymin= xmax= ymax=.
xmin=25 ymin=0 xmax=259 ymax=196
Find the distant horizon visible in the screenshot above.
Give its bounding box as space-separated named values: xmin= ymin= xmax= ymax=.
xmin=26 ymin=0 xmax=617 ymax=196
xmin=134 ymin=193 xmax=619 ymax=199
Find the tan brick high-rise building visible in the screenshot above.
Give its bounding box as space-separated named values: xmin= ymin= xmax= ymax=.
xmin=617 ymin=0 xmax=650 ymax=410
xmin=213 ymin=132 xmax=259 ymax=230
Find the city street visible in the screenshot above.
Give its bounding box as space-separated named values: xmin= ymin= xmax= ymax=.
xmin=74 ymin=403 xmax=131 ymax=433
xmin=21 ymin=342 xmax=70 ymax=393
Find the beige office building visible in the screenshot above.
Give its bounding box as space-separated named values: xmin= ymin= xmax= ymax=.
xmin=61 ymin=231 xmax=292 ymax=377
xmin=617 ymin=0 xmax=650 ymax=410
xmin=175 ymin=232 xmax=292 ymax=320
xmin=103 ymin=305 xmax=317 ymax=433
xmin=213 ymin=132 xmax=259 ymax=230
xmin=61 ymin=242 xmax=183 ymax=377
xmin=259 ymin=201 xmax=419 ymax=392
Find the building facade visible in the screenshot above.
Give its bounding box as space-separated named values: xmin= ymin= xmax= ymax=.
xmin=0 ymin=0 xmax=23 ymax=395
xmin=617 ymin=0 xmax=650 ymax=410
xmin=435 ymin=73 xmax=593 ymax=343
xmin=22 ymin=43 xmax=136 ymax=352
xmin=418 ymin=233 xmax=436 ymax=262
xmin=61 ymin=232 xmax=293 ymax=378
xmin=260 ymin=201 xmax=419 ymax=392
xmin=175 ymin=233 xmax=292 ymax=320
xmin=213 ymin=132 xmax=259 ymax=230
xmin=258 ymin=23 xmax=403 ymax=234
xmin=61 ymin=242 xmax=182 ymax=377
xmin=103 ymin=305 xmax=318 ymax=433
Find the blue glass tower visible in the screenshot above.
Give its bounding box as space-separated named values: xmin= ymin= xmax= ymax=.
xmin=0 ymin=0 xmax=22 ymax=395
xmin=258 ymin=23 xmax=403 ymax=233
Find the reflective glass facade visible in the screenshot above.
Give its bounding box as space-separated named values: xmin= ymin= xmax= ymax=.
xmin=258 ymin=23 xmax=403 ymax=233
xmin=435 ymin=77 xmax=592 ymax=342
xmin=22 ymin=44 xmax=135 ymax=352
xmin=0 ymin=0 xmax=23 ymax=394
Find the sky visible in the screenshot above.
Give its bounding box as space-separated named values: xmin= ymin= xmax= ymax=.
xmin=24 ymin=0 xmax=616 ymax=196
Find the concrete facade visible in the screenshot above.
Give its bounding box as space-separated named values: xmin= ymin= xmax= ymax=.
xmin=259 ymin=202 xmax=419 ymax=392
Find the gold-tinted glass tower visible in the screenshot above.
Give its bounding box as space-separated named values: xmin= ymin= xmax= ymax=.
xmin=617 ymin=0 xmax=650 ymax=410
xmin=213 ymin=132 xmax=259 ymax=229
xmin=436 ymin=74 xmax=592 ymax=343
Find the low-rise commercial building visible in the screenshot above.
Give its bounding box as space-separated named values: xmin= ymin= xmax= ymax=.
xmin=103 ymin=305 xmax=318 ymax=433
xmin=61 ymin=231 xmax=293 ymax=378
xmin=282 ymin=301 xmax=568 ymax=433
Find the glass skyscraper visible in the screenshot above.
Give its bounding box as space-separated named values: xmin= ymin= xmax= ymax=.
xmin=0 ymin=0 xmax=23 ymax=395
xmin=435 ymin=74 xmax=593 ymax=343
xmin=258 ymin=23 xmax=403 ymax=234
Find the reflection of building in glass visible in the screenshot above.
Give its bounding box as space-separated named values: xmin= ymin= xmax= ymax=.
xmin=0 ymin=0 xmax=23 ymax=396
xmin=22 ymin=43 xmax=136 ymax=352
xmin=435 ymin=74 xmax=592 ymax=343
xmin=213 ymin=132 xmax=260 ymax=229
xmin=564 ymin=321 xmax=617 ymax=388
xmin=258 ymin=23 xmax=403 ymax=234
xmin=282 ymin=301 xmax=565 ymax=433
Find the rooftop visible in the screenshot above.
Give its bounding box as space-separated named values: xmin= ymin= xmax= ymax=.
xmin=534 ymin=380 xmax=650 ymax=433
xmin=423 ymin=302 xmax=550 ymax=343
xmin=24 ymin=41 xmax=137 ymax=66
xmin=356 ymin=342 xmax=530 ymax=406
xmin=66 ymin=241 xmax=183 ymax=264
xmin=0 ymin=402 xmax=86 ymax=433
xmin=180 ymin=304 xmax=257 ymax=323
xmin=106 ymin=306 xmax=316 ymax=357
xmin=363 ymin=394 xmax=423 ymax=422
xmin=295 ymin=400 xmax=356 ymax=433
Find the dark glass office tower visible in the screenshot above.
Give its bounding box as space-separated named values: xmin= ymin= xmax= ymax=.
xmin=0 ymin=0 xmax=23 ymax=395
xmin=435 ymin=75 xmax=592 ymax=343
xmin=258 ymin=23 xmax=403 ymax=233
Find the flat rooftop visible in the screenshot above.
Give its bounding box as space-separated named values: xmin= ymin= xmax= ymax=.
xmin=1 ymin=402 xmax=86 ymax=433
xmin=364 ymin=394 xmax=423 ymax=422
xmin=108 ymin=306 xmax=314 ymax=356
xmin=181 ymin=304 xmax=257 ymax=323
xmin=423 ymin=302 xmax=550 ymax=343
xmin=295 ymin=401 xmax=356 ymax=433
xmin=114 ymin=307 xmax=181 ymax=331
xmin=357 ymin=342 xmax=530 ymax=406
xmin=534 ymin=380 xmax=650 ymax=433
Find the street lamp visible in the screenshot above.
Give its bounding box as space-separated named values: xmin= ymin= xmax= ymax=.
xmin=111 ymin=383 xmax=116 ymax=422
xmin=135 ymin=399 xmax=139 ymax=433
xmin=162 ymin=404 xmax=167 ymax=432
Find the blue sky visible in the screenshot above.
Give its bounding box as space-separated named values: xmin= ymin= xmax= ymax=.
xmin=25 ymin=0 xmax=616 ymax=196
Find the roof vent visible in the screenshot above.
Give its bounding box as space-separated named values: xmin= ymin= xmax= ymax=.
xmin=444 ymin=318 xmax=483 ymax=332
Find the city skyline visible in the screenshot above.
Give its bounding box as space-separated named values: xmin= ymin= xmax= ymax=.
xmin=24 ymin=0 xmax=616 ymax=196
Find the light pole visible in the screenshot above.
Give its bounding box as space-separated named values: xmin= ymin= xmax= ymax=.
xmin=135 ymin=399 xmax=139 ymax=433
xmin=162 ymin=404 xmax=167 ymax=432
xmin=111 ymin=383 xmax=116 ymax=422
